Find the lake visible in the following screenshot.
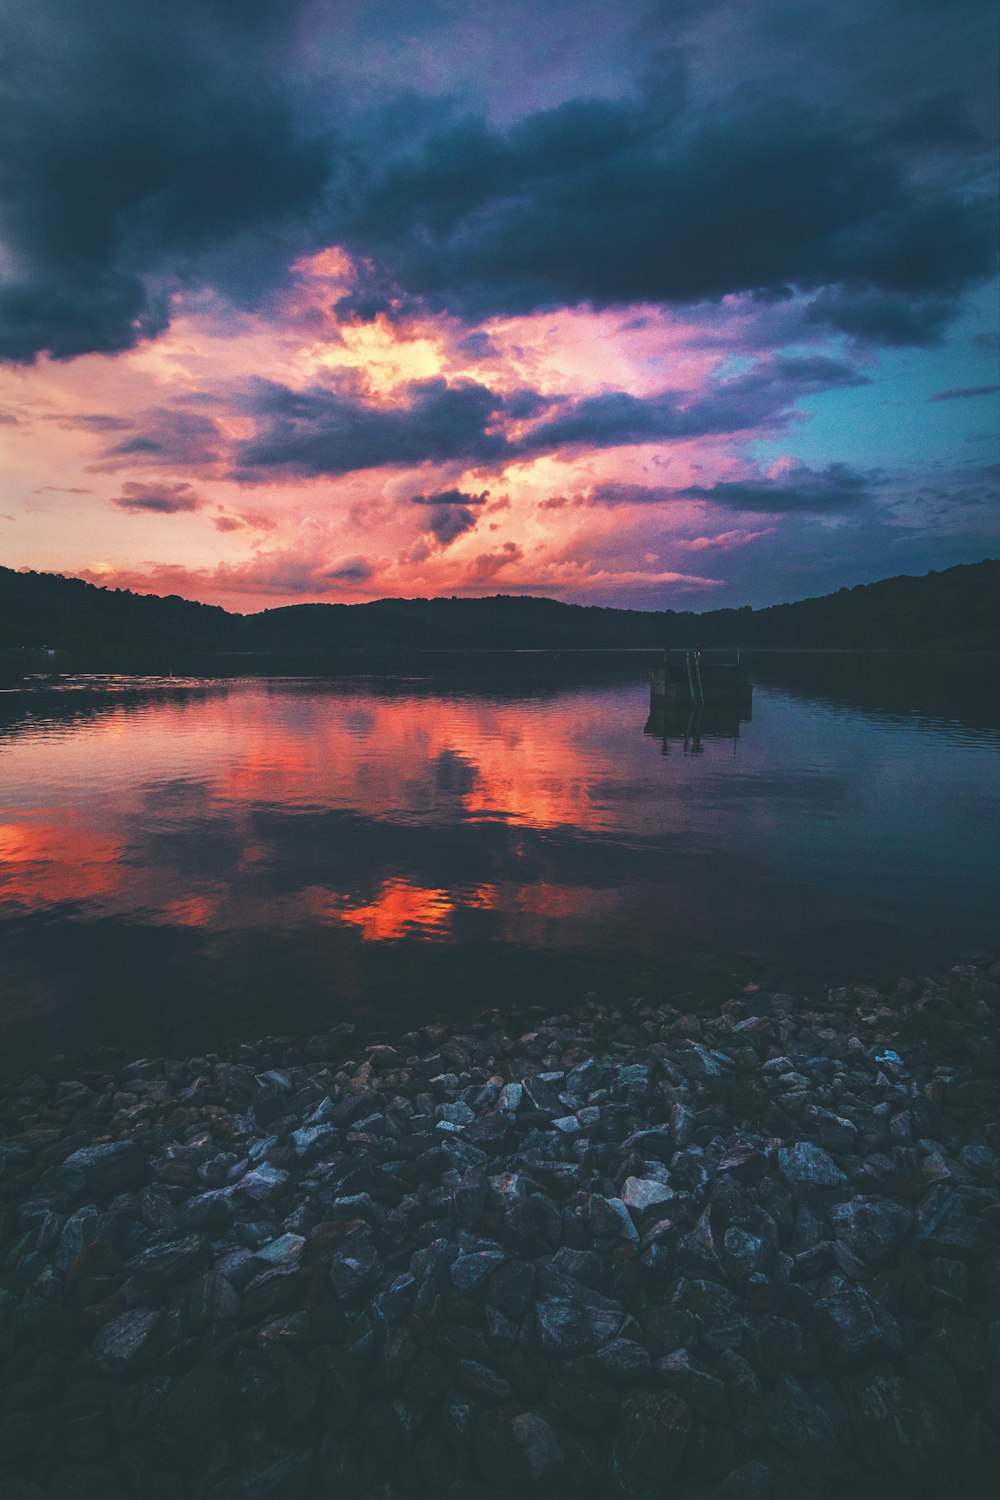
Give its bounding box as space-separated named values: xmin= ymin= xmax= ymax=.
xmin=1 ymin=652 xmax=998 ymax=1071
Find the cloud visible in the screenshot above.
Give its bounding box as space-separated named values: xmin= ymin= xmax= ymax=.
xmin=0 ymin=0 xmax=330 ymax=362
xmin=678 ymin=463 xmax=875 ymax=513
xmin=333 ymin=82 xmax=996 ymax=337
xmin=93 ymin=408 xmax=225 ymax=470
xmin=929 ymin=384 xmax=1000 ymax=402
xmin=111 ymin=480 xmax=203 ymax=514
xmin=469 ymin=541 xmax=524 ymax=579
xmin=324 ymin=556 xmax=373 ymax=582
xmin=410 ymin=487 xmax=489 ymax=506
xmin=212 ymin=508 xmax=278 ymax=533
xmin=229 ymin=354 xmax=868 ymax=480
xmin=3 ymin=1 xmax=994 ymax=364
xmin=232 ymin=377 xmax=510 ymax=478
xmin=424 ymin=505 xmax=479 ymax=547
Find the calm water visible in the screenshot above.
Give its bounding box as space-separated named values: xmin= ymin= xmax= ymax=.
xmin=1 ymin=654 xmax=998 ymax=1070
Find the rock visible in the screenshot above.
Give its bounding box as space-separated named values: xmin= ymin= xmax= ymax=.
xmin=812 ymin=1285 xmax=903 ymax=1365
xmin=614 ymin=1388 xmax=692 ymax=1481
xmin=86 ymin=1309 xmax=161 ymax=1374
xmin=777 ymin=1143 xmax=848 ymax=1189
xmin=127 ymin=1233 xmax=210 ymax=1284
xmin=57 ymin=1143 xmax=145 ymax=1201
xmin=190 ymin=1271 xmax=241 ymax=1325
xmin=254 ymin=1233 xmax=306 ymax=1268
xmin=237 ymin=1165 xmax=290 ymax=1203
xmin=620 ymin=1177 xmax=674 ymax=1214
xmin=536 ymin=1297 xmax=629 ymax=1357
xmin=208 ymin=1447 xmax=312 ymax=1500
xmin=829 ymin=1197 xmax=913 ymax=1263
xmin=843 ymin=1369 xmax=952 ymax=1484
xmin=508 ymin=1411 xmax=567 ymax=1483
xmin=711 ymin=1460 xmax=773 ymax=1500
xmin=763 ymin=1372 xmax=837 ymax=1456
xmin=451 ymin=1250 xmax=505 ymax=1292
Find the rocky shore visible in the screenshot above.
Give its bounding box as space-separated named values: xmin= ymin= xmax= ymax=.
xmin=1 ymin=954 xmax=999 ymax=1500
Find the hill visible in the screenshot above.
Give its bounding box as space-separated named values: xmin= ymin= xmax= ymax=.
xmin=0 ymin=558 xmax=997 ymax=656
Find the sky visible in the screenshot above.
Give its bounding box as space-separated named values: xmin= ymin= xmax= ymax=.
xmin=0 ymin=0 xmax=997 ymax=612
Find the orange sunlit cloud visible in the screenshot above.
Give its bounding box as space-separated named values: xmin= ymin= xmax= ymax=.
xmin=0 ymin=240 xmax=839 ymax=612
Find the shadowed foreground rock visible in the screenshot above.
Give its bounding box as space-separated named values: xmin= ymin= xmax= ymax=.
xmin=1 ymin=954 xmax=998 ymax=1499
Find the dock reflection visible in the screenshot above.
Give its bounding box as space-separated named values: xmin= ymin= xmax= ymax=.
xmin=644 ymin=692 xmax=753 ymax=755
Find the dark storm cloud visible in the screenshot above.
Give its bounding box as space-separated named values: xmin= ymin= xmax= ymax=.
xmin=231 ymin=378 xmax=510 ymax=479
xmin=0 ymin=0 xmax=330 ymax=362
xmin=112 ymin=480 xmax=203 ymax=514
xmin=4 ymin=1 xmax=994 ymax=363
xmin=332 ymin=81 xmax=996 ymax=334
xmin=678 ymin=463 xmax=875 ymax=513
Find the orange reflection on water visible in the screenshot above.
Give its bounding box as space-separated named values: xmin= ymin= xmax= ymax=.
xmin=333 ymin=878 xmax=455 ymax=941
xmin=0 ymin=816 xmax=123 ymax=908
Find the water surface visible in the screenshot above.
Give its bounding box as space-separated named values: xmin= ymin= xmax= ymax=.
xmin=1 ymin=654 xmax=997 ymax=1069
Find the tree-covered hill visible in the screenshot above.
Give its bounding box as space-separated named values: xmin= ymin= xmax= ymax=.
xmin=1 ymin=558 xmax=997 ymax=655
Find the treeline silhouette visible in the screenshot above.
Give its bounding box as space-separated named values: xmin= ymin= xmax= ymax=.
xmin=1 ymin=558 xmax=997 ymax=656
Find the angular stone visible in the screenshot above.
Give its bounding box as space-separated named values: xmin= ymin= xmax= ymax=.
xmin=536 ymin=1297 xmax=628 ymax=1357
xmin=451 ymin=1250 xmax=505 ymax=1292
xmin=58 ymin=1143 xmax=145 ymax=1201
xmin=254 ymin=1233 xmax=306 ymax=1268
xmin=763 ymin=1372 xmax=837 ymax=1456
xmin=237 ymin=1164 xmax=290 ymax=1202
xmin=812 ymin=1285 xmax=903 ymax=1365
xmin=615 ymin=1388 xmax=692 ymax=1481
xmin=290 ymin=1124 xmax=336 ymax=1159
xmin=844 ymin=1369 xmax=951 ymax=1484
xmin=777 ymin=1142 xmax=847 ymax=1189
xmin=86 ymin=1309 xmax=161 ymax=1374
xmin=621 ymin=1177 xmax=674 ymax=1214
xmin=829 ymin=1197 xmax=913 ymax=1263
xmin=127 ymin=1233 xmax=210 ymax=1284
xmin=190 ymin=1271 xmax=241 ymax=1326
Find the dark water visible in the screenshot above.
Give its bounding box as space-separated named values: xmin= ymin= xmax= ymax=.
xmin=1 ymin=653 xmax=998 ymax=1070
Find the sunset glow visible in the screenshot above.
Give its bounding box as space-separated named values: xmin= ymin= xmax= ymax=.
xmin=0 ymin=1 xmax=995 ymax=611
